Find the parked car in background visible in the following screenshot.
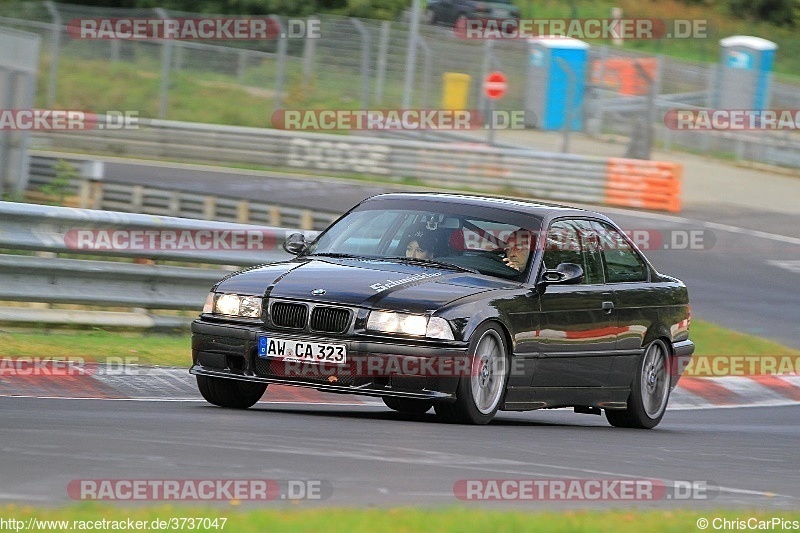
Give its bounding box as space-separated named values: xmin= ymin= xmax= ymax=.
xmin=425 ymin=0 xmax=521 ymax=28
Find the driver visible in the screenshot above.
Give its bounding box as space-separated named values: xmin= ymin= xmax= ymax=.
xmin=405 ymin=229 xmax=439 ymax=260
xmin=503 ymin=228 xmax=533 ymax=271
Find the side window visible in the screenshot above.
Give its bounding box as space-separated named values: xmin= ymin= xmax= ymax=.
xmin=543 ymin=220 xmax=587 ymax=284
xmin=574 ymin=221 xmax=605 ymax=285
xmin=590 ymin=221 xmax=648 ymax=283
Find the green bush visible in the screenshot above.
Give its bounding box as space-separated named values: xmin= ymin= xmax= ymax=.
xmin=726 ymin=0 xmax=798 ymax=26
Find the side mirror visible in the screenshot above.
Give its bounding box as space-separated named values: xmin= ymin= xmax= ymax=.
xmin=540 ymin=263 xmax=584 ymax=286
xmin=283 ymin=232 xmax=308 ymax=255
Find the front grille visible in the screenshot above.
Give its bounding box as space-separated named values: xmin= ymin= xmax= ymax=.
xmin=310 ymin=306 xmax=351 ymax=334
xmin=271 ymin=302 xmax=308 ymax=329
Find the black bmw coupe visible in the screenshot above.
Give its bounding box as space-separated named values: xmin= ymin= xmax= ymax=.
xmin=191 ymin=193 xmax=694 ymax=428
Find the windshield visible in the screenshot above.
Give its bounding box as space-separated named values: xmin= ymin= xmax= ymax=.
xmin=306 ymin=205 xmax=539 ymax=280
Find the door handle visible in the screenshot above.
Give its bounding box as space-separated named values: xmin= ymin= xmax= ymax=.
xmin=601 ymin=301 xmax=614 ymax=314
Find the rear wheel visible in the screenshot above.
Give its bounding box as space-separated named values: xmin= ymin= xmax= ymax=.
xmin=606 ymin=339 xmax=671 ymax=429
xmin=435 ymin=324 xmax=508 ymax=425
xmin=196 ymin=375 xmax=267 ymax=409
xmin=382 ymin=397 xmax=433 ymax=414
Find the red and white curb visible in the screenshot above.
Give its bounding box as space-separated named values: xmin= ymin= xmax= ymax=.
xmin=1 ymin=364 xmax=800 ymax=409
xmin=670 ymin=375 xmax=800 ymax=409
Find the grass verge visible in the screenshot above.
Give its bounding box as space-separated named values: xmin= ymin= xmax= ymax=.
xmin=0 ymin=319 xmax=797 ymax=374
xmin=3 ymin=505 xmax=799 ymax=532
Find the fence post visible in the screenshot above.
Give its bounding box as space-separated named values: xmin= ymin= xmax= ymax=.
xmin=594 ymin=46 xmax=609 ymax=136
xmin=350 ymin=18 xmax=371 ymax=110
xmin=374 ymin=21 xmax=391 ymax=105
xmin=44 ymin=1 xmax=61 ymax=108
xmin=269 ymin=206 xmax=281 ymax=226
xmin=555 ymin=57 xmax=576 ymax=153
xmin=168 ymin=191 xmax=180 ymax=216
xmin=624 ymin=61 xmax=655 ymax=160
xmin=203 ymin=196 xmax=216 ymax=219
xmin=236 ymin=49 xmax=247 ymax=85
xmin=418 ymin=36 xmax=431 ymax=110
xmin=236 ymin=200 xmax=250 ymax=223
xmin=301 ymin=210 xmax=314 ymax=230
xmin=131 ymin=185 xmax=143 ymax=212
xmin=402 ymin=0 xmax=422 ymax=109
xmin=110 ymin=39 xmax=120 ymax=63
xmin=91 ymin=181 xmax=103 ymax=209
xmin=155 ymin=8 xmax=173 ymax=120
xmin=269 ymin=15 xmax=287 ymax=111
xmin=302 ymin=17 xmax=319 ymax=85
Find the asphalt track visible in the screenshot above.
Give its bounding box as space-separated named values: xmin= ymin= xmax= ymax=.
xmin=1 ymin=396 xmax=798 ymax=508
xmin=102 ymin=159 xmax=800 ymax=349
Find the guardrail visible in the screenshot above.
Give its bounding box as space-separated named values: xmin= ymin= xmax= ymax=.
xmin=27 ymin=153 xmax=342 ymax=231
xmin=32 ymin=119 xmax=684 ymax=212
xmin=0 ymin=201 xmax=313 ymax=330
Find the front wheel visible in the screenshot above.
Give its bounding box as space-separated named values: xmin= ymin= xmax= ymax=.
xmin=435 ymin=324 xmax=508 ymax=424
xmin=606 ymin=339 xmax=671 ymax=429
xmin=196 ymin=375 xmax=267 ymax=409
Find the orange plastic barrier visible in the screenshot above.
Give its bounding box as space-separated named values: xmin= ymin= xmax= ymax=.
xmin=591 ymin=58 xmax=658 ymax=95
xmin=604 ymin=158 xmax=682 ymax=212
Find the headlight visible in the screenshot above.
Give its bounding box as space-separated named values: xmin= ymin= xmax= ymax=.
xmin=366 ymin=311 xmax=454 ymax=340
xmin=367 ymin=311 xmax=427 ymax=336
xmin=213 ymin=293 xmax=263 ymax=318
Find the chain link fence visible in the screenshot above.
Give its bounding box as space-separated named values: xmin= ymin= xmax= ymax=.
xmin=1 ymin=2 xmax=798 ymax=168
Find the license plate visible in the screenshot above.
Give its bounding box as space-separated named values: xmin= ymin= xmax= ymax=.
xmin=256 ymin=335 xmax=347 ymax=364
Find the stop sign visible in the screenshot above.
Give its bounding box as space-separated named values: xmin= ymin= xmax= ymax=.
xmin=483 ymin=71 xmax=507 ymax=99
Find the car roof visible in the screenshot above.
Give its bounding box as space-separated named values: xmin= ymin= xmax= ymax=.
xmin=361 ymin=192 xmax=605 ymax=220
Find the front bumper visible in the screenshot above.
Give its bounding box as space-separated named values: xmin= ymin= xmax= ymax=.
xmin=190 ymin=319 xmax=470 ymax=401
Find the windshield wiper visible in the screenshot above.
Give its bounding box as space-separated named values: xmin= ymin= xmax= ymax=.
xmin=386 ymin=256 xmax=479 ymax=274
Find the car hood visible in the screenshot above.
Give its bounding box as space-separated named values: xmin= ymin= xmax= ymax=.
xmin=215 ymin=257 xmax=517 ymax=313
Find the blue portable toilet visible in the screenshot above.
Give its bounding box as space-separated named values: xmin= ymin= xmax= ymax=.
xmin=716 ymin=35 xmax=777 ymax=110
xmin=525 ymin=36 xmax=589 ymax=130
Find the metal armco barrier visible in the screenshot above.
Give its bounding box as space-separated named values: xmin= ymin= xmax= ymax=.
xmin=32 ymin=118 xmax=684 ymax=212
xmin=27 ymin=153 xmax=340 ymax=231
xmin=0 ymin=201 xmax=313 ymax=329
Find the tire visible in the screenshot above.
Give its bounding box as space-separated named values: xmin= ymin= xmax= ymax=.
xmin=424 ymin=8 xmax=437 ymax=24
xmin=606 ymin=339 xmax=671 ymax=429
xmin=382 ymin=396 xmax=433 ymax=414
xmin=196 ymin=375 xmax=267 ymax=409
xmin=434 ymin=323 xmax=509 ymax=425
